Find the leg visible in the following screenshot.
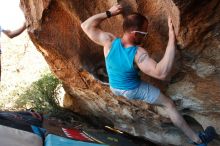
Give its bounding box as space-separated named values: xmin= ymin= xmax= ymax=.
xmin=153 ymin=93 xmax=202 ymax=144
xmin=111 ymin=82 xmax=216 ymax=145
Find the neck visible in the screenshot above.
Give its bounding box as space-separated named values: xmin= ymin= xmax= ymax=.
xmin=121 ymin=33 xmax=135 ymax=48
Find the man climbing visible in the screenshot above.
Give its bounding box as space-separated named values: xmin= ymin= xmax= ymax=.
xmin=81 ymin=4 xmax=216 ymax=146
xmin=0 ymin=22 xmax=26 ymax=80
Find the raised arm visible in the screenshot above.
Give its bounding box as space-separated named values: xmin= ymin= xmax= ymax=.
xmin=81 ymin=4 xmax=122 ymax=47
xmin=2 ymin=22 xmax=26 ymax=39
xmin=135 ymin=17 xmax=176 ymax=80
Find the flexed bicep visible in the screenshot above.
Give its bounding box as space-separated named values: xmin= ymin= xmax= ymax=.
xmin=81 ymin=5 xmax=122 ymax=47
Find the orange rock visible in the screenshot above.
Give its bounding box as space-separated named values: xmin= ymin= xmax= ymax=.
xmin=20 ymin=0 xmax=220 ymax=145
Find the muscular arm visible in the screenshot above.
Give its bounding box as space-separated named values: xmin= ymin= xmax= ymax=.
xmin=81 ymin=5 xmax=122 ymax=48
xmin=2 ymin=22 xmax=26 ymax=39
xmin=135 ymin=17 xmax=176 ymax=80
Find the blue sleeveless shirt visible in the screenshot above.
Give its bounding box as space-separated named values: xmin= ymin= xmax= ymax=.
xmin=105 ymin=38 xmax=141 ymax=90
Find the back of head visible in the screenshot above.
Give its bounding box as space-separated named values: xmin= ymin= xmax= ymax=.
xmin=123 ymin=13 xmax=148 ymax=32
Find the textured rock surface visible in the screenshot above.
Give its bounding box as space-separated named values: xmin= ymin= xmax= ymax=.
xmin=20 ymin=0 xmax=220 ymax=145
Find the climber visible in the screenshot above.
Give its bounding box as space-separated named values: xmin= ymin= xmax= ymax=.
xmin=81 ymin=4 xmax=217 ymax=146
xmin=0 ymin=21 xmax=26 ymax=80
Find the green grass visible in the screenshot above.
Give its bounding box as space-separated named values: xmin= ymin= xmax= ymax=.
xmin=15 ymin=73 xmax=61 ymax=114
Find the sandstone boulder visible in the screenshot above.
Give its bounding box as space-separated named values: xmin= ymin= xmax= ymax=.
xmin=20 ymin=0 xmax=220 ymax=145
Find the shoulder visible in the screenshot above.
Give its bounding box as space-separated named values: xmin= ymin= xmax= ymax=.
xmin=135 ymin=47 xmax=149 ymax=63
xmin=136 ymin=47 xmax=149 ymax=56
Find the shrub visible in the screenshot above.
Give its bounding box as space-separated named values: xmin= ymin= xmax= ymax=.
xmin=15 ymin=73 xmax=61 ymax=114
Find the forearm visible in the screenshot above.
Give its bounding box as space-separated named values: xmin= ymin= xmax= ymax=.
xmin=156 ymin=31 xmax=176 ymax=78
xmin=81 ymin=4 xmax=122 ymax=30
xmin=81 ymin=12 xmax=107 ymax=30
xmin=3 ymin=23 xmax=26 ymax=38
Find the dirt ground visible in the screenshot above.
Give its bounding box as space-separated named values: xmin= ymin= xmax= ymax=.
xmin=0 ymin=31 xmax=50 ymax=110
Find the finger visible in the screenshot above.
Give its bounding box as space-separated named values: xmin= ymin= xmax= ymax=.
xmin=118 ymin=5 xmax=123 ymax=8
xmin=118 ymin=7 xmax=123 ymax=10
xmin=168 ymin=17 xmax=173 ymax=26
xmin=117 ymin=5 xmax=122 ymax=9
xmin=168 ymin=17 xmax=172 ymax=23
xmin=168 ymin=16 xmax=171 ymax=20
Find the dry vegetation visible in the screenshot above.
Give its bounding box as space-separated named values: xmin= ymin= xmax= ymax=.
xmin=0 ymin=31 xmax=50 ymax=110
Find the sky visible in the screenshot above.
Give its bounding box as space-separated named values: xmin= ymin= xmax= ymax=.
xmin=0 ymin=0 xmax=25 ymax=29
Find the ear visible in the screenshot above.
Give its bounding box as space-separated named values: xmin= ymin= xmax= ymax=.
xmin=130 ymin=31 xmax=136 ymax=38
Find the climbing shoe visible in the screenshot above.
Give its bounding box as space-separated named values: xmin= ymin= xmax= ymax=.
xmin=194 ymin=126 xmax=217 ymax=146
xmin=195 ymin=143 xmax=207 ymax=146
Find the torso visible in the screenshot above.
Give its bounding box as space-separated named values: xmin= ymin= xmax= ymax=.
xmin=104 ymin=37 xmax=140 ymax=58
xmin=104 ymin=38 xmax=141 ymax=67
xmin=105 ymin=38 xmax=141 ymax=90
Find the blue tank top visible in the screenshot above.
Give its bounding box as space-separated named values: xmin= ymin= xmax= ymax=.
xmin=105 ymin=38 xmax=141 ymax=90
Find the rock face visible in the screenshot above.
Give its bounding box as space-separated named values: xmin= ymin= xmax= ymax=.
xmin=20 ymin=0 xmax=220 ymax=145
